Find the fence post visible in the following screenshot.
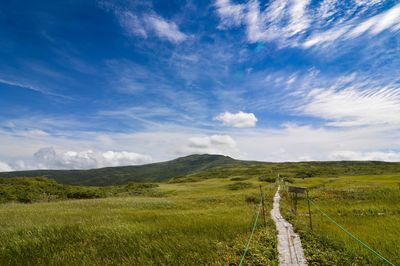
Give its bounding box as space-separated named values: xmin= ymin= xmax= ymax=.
xmin=259 ymin=185 xmax=267 ymax=227
xmin=306 ymin=190 xmax=313 ymax=232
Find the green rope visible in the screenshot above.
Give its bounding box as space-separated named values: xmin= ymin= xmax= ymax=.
xmin=309 ymin=199 xmax=397 ymax=266
xmin=238 ymin=201 xmax=262 ymax=266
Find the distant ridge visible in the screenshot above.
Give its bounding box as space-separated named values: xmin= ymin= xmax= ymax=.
xmin=0 ymin=154 xmax=237 ymax=186
xmin=1 ymin=154 xmax=400 ymax=186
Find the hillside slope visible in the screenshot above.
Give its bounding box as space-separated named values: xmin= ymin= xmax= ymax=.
xmin=1 ymin=154 xmax=400 ymax=186
xmin=0 ymin=154 xmax=237 ymax=186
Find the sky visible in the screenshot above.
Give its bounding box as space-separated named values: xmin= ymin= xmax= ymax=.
xmin=1 ymin=0 xmax=400 ymax=171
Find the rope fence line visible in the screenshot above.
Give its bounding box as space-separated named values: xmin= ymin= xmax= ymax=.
xmin=238 ymin=198 xmax=263 ymax=266
xmin=309 ymin=198 xmax=397 ymax=266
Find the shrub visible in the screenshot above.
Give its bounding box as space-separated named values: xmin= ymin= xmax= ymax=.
xmin=230 ymin=176 xmax=250 ymax=181
xmin=226 ymin=182 xmax=255 ymax=190
xmin=66 ymin=188 xmax=104 ymax=199
xmin=245 ymin=194 xmax=260 ymax=204
xmin=259 ymin=176 xmax=276 ymax=183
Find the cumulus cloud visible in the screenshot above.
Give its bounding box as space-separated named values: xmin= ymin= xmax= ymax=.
xmin=0 ymin=161 xmax=13 ymax=172
xmin=232 ymin=123 xmax=400 ymax=162
xmin=216 ymin=111 xmax=257 ymax=128
xmin=176 ymin=134 xmax=238 ymax=155
xmin=330 ymin=150 xmax=400 ymax=162
xmin=6 ymin=147 xmax=152 ymax=171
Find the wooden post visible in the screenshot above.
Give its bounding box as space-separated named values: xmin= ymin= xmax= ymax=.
xmin=306 ymin=190 xmax=313 ymax=232
xmin=259 ymin=185 xmax=267 ymax=227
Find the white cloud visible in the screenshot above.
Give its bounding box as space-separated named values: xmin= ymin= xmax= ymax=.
xmin=0 ymin=78 xmax=67 ymax=98
xmin=0 ymin=162 xmax=13 ymax=172
xmin=215 ymin=0 xmax=312 ymax=44
xmin=20 ymin=129 xmax=49 ymax=137
xmin=301 ymin=86 xmax=400 ymax=127
xmin=189 ymin=134 xmax=236 ymax=149
xmin=302 ymin=25 xmax=350 ymax=48
xmin=233 ymin=123 xmax=400 ymax=162
xmin=8 ymin=147 xmax=152 ymax=171
xmin=216 ymin=111 xmax=258 ymax=128
xmin=286 ymin=0 xmax=311 ymax=36
xmin=144 ymin=14 xmax=187 ymax=43
xmin=348 ymin=4 xmax=400 ymax=38
xmin=214 ymin=0 xmax=400 ymax=48
xmin=215 ymin=0 xmax=245 ymax=28
xmin=1 ymin=120 xmax=400 ymax=167
xmin=330 ymin=150 xmax=400 ymax=162
xmin=245 ymin=0 xmax=267 ymax=43
xmin=116 ymin=11 xmax=147 ymax=38
xmin=304 ymin=3 xmax=400 ymax=47
xmin=177 ymin=134 xmax=238 ymax=156
xmin=105 ymin=4 xmax=187 ymax=44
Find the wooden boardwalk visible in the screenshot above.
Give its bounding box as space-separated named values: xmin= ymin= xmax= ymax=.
xmin=271 ymin=186 xmax=307 ymax=266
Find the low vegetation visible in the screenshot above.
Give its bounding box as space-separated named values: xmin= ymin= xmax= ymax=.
xmin=258 ymin=176 xmax=276 ymax=183
xmin=0 ymin=177 xmax=160 ymax=203
xmin=0 ymin=177 xmax=278 ymax=265
xmin=226 ymin=181 xmax=255 ymax=190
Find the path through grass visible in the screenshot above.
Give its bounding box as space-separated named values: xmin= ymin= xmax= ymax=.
xmin=280 ymin=174 xmax=400 ymax=265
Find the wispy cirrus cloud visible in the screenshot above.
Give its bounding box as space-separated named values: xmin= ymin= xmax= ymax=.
xmin=214 ymin=0 xmax=400 ymax=48
xmin=304 ymin=3 xmax=400 ymax=48
xmin=215 ymin=0 xmax=245 ymax=28
xmin=102 ymin=2 xmax=187 ymax=44
xmin=301 ymin=86 xmax=400 ymax=127
xmin=0 ymin=78 xmax=64 ymax=98
xmin=116 ymin=11 xmax=148 ymax=38
xmin=144 ymin=14 xmax=187 ymax=43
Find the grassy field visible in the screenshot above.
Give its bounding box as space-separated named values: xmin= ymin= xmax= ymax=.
xmin=280 ymin=174 xmax=400 ymax=265
xmin=2 ymin=157 xmax=400 ymax=265
xmin=0 ymin=178 xmax=278 ymax=265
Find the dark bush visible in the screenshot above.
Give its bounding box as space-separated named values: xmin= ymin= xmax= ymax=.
xmin=259 ymin=176 xmax=276 ymax=183
xmin=284 ymin=177 xmax=294 ymax=183
xmin=226 ymin=182 xmax=255 ymax=190
xmin=66 ymin=188 xmax=104 ymax=199
xmin=245 ymin=195 xmax=260 ymax=204
xmin=294 ymin=171 xmax=316 ymax=179
xmin=230 ymin=176 xmax=250 ymax=181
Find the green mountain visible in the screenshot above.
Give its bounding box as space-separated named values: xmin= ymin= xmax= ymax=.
xmin=1 ymin=154 xmax=400 ymax=186
xmin=0 ymin=154 xmax=237 ymax=186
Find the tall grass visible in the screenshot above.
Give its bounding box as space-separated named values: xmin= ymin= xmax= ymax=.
xmin=0 ymin=178 xmax=278 ymax=265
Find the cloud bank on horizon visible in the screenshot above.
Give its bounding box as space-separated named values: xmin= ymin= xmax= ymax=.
xmin=0 ymin=0 xmax=400 ymax=171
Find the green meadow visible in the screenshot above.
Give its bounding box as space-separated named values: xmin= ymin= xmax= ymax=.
xmin=0 ymin=178 xmax=278 ymax=265
xmin=1 ymin=155 xmax=400 ymax=265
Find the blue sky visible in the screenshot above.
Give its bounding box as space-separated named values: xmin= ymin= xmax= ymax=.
xmin=1 ymin=0 xmax=400 ymax=170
